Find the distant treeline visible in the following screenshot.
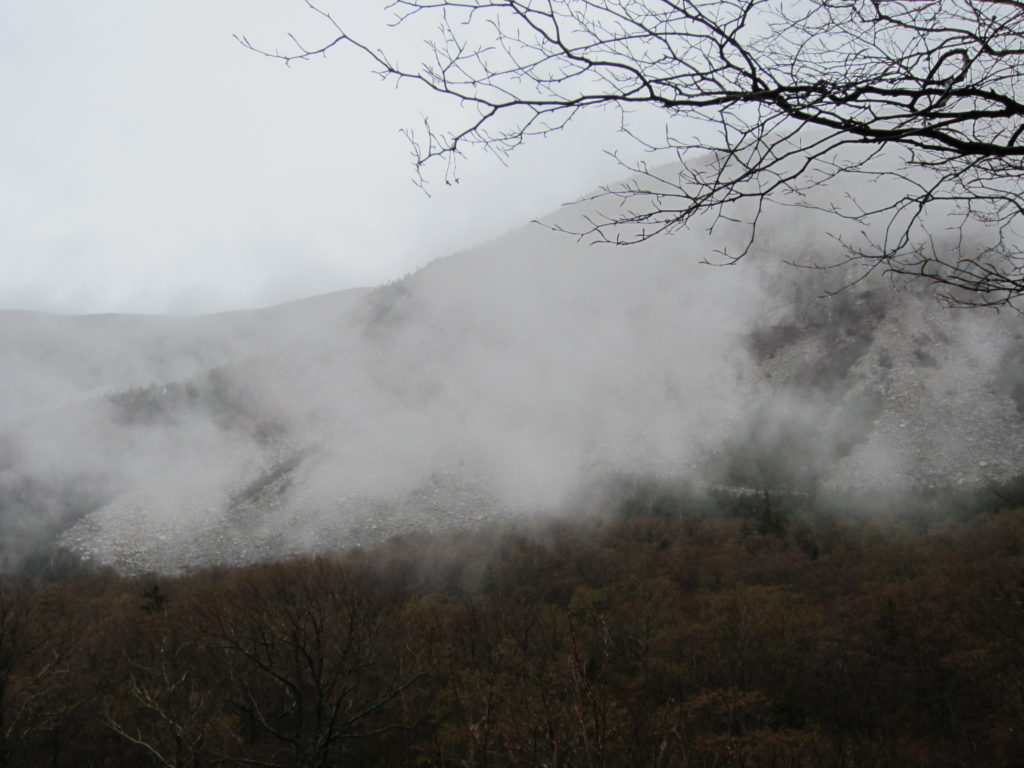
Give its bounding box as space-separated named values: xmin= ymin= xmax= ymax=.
xmin=0 ymin=488 xmax=1023 ymax=767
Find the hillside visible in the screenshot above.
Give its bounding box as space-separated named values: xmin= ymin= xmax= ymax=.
xmin=1 ymin=179 xmax=1023 ymax=572
xmin=0 ymin=288 xmax=369 ymax=423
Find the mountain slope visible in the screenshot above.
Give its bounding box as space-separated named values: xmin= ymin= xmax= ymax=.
xmin=0 ymin=288 xmax=369 ymax=423
xmin=3 ymin=181 xmax=1023 ymax=572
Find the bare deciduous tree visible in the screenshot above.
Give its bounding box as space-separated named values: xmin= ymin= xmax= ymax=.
xmin=241 ymin=0 xmax=1024 ymax=307
xmin=199 ymin=559 xmax=424 ymax=768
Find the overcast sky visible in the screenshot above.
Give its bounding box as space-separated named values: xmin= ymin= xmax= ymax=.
xmin=1 ymin=1 xmax=638 ymax=315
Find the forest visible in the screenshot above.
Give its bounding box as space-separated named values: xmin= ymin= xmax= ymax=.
xmin=0 ymin=480 xmax=1022 ymax=767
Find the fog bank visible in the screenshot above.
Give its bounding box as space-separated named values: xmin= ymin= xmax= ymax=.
xmin=2 ymin=162 xmax=1022 ymax=571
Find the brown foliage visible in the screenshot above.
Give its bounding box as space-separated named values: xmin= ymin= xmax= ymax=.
xmin=0 ymin=501 xmax=1022 ymax=766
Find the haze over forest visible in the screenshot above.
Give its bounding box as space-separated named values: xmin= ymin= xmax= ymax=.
xmin=2 ymin=162 xmax=1023 ymax=573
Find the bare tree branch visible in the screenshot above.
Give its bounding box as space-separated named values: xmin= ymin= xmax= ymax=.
xmin=244 ymin=0 xmax=1024 ymax=307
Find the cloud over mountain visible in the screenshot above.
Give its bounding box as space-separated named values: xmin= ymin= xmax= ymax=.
xmin=3 ymin=172 xmax=1022 ymax=572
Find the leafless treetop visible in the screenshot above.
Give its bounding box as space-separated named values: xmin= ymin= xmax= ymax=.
xmin=241 ymin=0 xmax=1024 ymax=307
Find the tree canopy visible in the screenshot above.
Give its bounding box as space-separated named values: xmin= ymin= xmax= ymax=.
xmin=243 ymin=0 xmax=1024 ymax=307
xmin=2 ymin=491 xmax=1024 ymax=766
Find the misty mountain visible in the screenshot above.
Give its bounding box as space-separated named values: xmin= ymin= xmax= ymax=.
xmin=0 ymin=289 xmax=369 ymax=423
xmin=2 ymin=177 xmax=1023 ymax=572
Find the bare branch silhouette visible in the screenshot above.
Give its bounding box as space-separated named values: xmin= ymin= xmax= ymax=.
xmin=244 ymin=0 xmax=1024 ymax=307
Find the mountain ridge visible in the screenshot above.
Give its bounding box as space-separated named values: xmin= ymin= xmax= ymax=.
xmin=2 ymin=180 xmax=1023 ymax=572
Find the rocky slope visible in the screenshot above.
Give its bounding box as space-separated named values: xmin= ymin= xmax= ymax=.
xmin=2 ymin=195 xmax=1022 ymax=572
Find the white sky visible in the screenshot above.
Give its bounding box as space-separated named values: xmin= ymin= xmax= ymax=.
xmin=0 ymin=1 xmax=638 ymax=314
